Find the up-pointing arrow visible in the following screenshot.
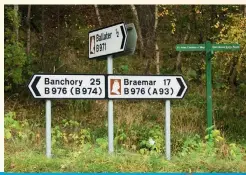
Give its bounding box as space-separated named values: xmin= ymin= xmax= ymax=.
xmin=176 ymin=77 xmax=185 ymax=97
xmin=31 ymin=76 xmax=41 ymax=96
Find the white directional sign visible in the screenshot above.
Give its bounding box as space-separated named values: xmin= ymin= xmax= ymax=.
xmin=28 ymin=74 xmax=106 ymax=99
xmin=107 ymin=75 xmax=187 ymax=99
xmin=89 ymin=22 xmax=127 ymax=59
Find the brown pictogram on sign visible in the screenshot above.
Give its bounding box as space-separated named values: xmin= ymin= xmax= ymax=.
xmin=90 ymin=36 xmax=95 ymax=54
xmin=110 ymin=79 xmax=121 ymax=95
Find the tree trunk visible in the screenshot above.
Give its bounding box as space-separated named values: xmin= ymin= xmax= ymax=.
xmin=130 ymin=5 xmax=144 ymax=58
xmin=229 ymin=45 xmax=246 ymax=91
xmin=176 ymin=23 xmax=190 ymax=73
xmin=26 ymin=5 xmax=31 ymax=57
xmin=41 ymin=5 xmax=45 ymax=66
xmin=210 ymin=5 xmax=216 ymax=37
xmin=14 ymin=5 xmax=19 ymax=42
xmin=244 ymin=5 xmax=246 ymax=17
xmin=229 ymin=62 xmax=237 ymax=91
xmin=155 ymin=43 xmax=160 ymax=75
xmin=154 ymin=5 xmax=160 ymax=75
xmin=94 ymin=5 xmax=102 ymax=26
xmin=55 ymin=6 xmax=60 ymax=73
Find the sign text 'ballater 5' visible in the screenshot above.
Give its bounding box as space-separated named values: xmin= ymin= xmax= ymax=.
xmin=28 ymin=74 xmax=106 ymax=99
xmin=107 ymin=75 xmax=187 ymax=99
xmin=89 ymin=22 xmax=127 ymax=59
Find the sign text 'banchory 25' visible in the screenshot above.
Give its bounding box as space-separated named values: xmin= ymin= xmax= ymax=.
xmin=28 ymin=74 xmax=106 ymax=99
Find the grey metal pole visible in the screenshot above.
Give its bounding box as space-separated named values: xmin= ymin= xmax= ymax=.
xmin=165 ymin=100 xmax=171 ymax=160
xmin=107 ymin=55 xmax=114 ymax=153
xmin=45 ymin=100 xmax=52 ymax=158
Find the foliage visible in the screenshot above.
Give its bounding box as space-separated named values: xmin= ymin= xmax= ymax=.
xmin=4 ymin=111 xmax=34 ymax=141
xmin=4 ymin=6 xmax=29 ymax=92
xmin=213 ymin=14 xmax=246 ymax=89
xmin=52 ymin=119 xmax=92 ymax=147
xmin=139 ymin=126 xmax=164 ymax=154
xmin=5 ymin=139 xmax=246 ymax=172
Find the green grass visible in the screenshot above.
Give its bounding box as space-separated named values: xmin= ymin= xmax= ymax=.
xmin=4 ymin=141 xmax=246 ymax=172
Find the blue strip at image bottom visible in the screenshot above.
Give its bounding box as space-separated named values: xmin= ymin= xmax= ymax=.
xmin=1 ymin=173 xmax=246 ymax=175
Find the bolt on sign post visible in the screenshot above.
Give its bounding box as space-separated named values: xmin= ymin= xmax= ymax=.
xmin=28 ymin=74 xmax=106 ymax=158
xmin=89 ymin=22 xmax=137 ymax=154
xmin=176 ymin=41 xmax=240 ymax=138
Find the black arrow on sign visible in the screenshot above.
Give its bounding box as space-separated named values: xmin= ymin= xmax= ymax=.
xmin=177 ymin=78 xmax=185 ymax=97
xmin=120 ymin=25 xmax=126 ymax=49
xmin=31 ymin=76 xmax=41 ymax=96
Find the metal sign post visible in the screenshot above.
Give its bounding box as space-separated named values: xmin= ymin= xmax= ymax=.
xmin=28 ymin=74 xmax=106 ymax=158
xmin=107 ymin=75 xmax=188 ymax=160
xmin=107 ymin=55 xmax=114 ymax=153
xmin=89 ymin=23 xmax=137 ymax=154
xmin=45 ymin=100 xmax=52 ymax=158
xmin=165 ymin=100 xmax=171 ymax=160
xmin=176 ymin=42 xmax=240 ymax=137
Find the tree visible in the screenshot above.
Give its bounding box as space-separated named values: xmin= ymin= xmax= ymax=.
xmin=244 ymin=5 xmax=246 ymax=17
xmin=154 ymin=5 xmax=160 ymax=75
xmin=176 ymin=23 xmax=190 ymax=73
xmin=130 ymin=5 xmax=144 ymax=59
xmin=26 ymin=5 xmax=31 ymax=56
xmin=41 ymin=5 xmax=45 ymax=61
xmin=14 ymin=5 xmax=19 ymax=41
xmin=94 ymin=5 xmax=102 ymax=26
xmin=4 ymin=6 xmax=28 ymax=91
xmin=214 ymin=14 xmax=246 ymax=91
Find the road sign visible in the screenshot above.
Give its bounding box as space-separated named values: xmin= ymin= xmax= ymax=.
xmin=176 ymin=44 xmax=205 ymax=51
xmin=212 ymin=44 xmax=240 ymax=51
xmin=175 ymin=41 xmax=241 ymax=139
xmin=176 ymin=43 xmax=240 ymax=52
xmin=107 ymin=75 xmax=187 ymax=99
xmin=89 ymin=22 xmax=127 ymax=59
xmin=28 ymin=74 xmax=106 ymax=99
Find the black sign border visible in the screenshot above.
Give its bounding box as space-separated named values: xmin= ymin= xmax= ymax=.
xmin=88 ymin=22 xmax=127 ymax=60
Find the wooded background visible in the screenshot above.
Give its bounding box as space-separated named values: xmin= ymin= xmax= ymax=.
xmin=4 ymin=5 xmax=246 ymax=170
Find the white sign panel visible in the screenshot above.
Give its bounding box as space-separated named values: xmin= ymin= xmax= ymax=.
xmin=107 ymin=75 xmax=187 ymax=99
xmin=28 ymin=74 xmax=106 ymax=99
xmin=89 ymin=23 xmax=127 ymax=59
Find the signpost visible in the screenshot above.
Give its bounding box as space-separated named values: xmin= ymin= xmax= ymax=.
xmin=176 ymin=41 xmax=240 ymax=138
xmin=88 ymin=23 xmax=137 ymax=154
xmin=89 ymin=22 xmax=128 ymax=154
xmin=108 ymin=75 xmax=188 ymax=160
xmin=28 ymin=74 xmax=106 ymax=157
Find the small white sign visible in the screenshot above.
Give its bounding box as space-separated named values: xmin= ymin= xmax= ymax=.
xmin=89 ymin=23 xmax=127 ymax=59
xmin=107 ymin=75 xmax=187 ymax=99
xmin=28 ymin=74 xmax=106 ymax=99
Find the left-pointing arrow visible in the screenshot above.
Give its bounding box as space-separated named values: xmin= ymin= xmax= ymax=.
xmin=31 ymin=76 xmax=41 ymax=96
xmin=176 ymin=77 xmax=185 ymax=97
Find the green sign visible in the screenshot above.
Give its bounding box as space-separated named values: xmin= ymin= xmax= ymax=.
xmin=176 ymin=43 xmax=240 ymax=52
xmin=212 ymin=44 xmax=240 ymax=51
xmin=176 ymin=44 xmax=205 ymax=51
xmin=175 ymin=41 xmax=241 ymax=140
